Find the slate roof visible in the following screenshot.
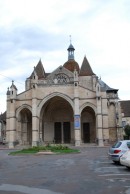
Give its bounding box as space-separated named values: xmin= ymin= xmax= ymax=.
xmin=120 ymin=101 xmax=130 ymax=117
xmin=99 ymin=79 xmax=118 ymax=93
xmin=0 ymin=112 xmax=6 ymax=122
xmin=79 ymin=56 xmax=95 ymax=76
xmin=67 ymin=44 xmax=75 ymax=51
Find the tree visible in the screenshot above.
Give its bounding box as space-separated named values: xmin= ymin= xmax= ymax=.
xmin=124 ymin=125 xmax=130 ymax=139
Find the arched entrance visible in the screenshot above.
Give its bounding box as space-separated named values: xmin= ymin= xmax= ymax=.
xmin=17 ymin=108 xmax=32 ymax=145
xmin=81 ymin=106 xmax=96 ymax=143
xmin=40 ymin=96 xmax=74 ymax=144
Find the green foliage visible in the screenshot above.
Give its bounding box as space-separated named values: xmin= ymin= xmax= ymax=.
xmin=9 ymin=145 xmax=79 ymax=155
xmin=124 ymin=125 xmax=130 ymax=137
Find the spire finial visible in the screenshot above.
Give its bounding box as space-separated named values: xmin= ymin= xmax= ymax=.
xmin=69 ymin=35 xmax=71 ymax=44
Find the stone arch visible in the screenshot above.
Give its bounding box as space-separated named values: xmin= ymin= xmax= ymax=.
xmin=16 ymin=105 xmax=32 ymax=146
xmin=39 ymin=94 xmax=74 ymax=144
xmin=80 ymin=103 xmax=96 ymax=143
xmin=16 ymin=104 xmax=32 ymax=120
xmin=80 ymin=102 xmax=97 ymax=115
xmin=38 ymin=92 xmax=74 ymax=117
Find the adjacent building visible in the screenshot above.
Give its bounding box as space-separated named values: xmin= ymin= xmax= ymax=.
xmin=0 ymin=112 xmax=6 ymax=144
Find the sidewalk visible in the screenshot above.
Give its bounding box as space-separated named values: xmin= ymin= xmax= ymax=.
xmin=0 ymin=144 xmax=9 ymax=149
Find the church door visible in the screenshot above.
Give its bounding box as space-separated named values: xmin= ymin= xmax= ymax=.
xmin=63 ymin=122 xmax=71 ymax=143
xmin=54 ymin=122 xmax=62 ymax=143
xmin=83 ymin=123 xmax=90 ymax=143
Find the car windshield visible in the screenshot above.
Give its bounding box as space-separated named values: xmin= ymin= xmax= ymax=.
xmin=127 ymin=142 xmax=130 ymax=149
xmin=112 ymin=141 xmax=122 ymax=148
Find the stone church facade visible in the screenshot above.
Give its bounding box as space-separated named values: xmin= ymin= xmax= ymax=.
xmin=6 ymin=43 xmax=122 ymax=148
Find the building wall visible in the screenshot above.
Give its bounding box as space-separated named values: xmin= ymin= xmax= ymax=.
xmin=6 ymin=66 xmax=121 ymax=147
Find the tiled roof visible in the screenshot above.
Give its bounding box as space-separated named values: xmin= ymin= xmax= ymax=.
xmin=29 ymin=60 xmax=45 ymax=79
xmin=63 ymin=59 xmax=80 ymax=73
xmin=120 ymin=101 xmax=130 ymax=117
xmin=79 ymin=56 xmax=95 ymax=76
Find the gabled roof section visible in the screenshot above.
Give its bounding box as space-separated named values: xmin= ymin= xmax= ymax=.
xmin=10 ymin=81 xmax=17 ymax=90
xmin=99 ymin=79 xmax=118 ymax=93
xmin=29 ymin=59 xmax=45 ymax=79
xmin=120 ymin=101 xmax=130 ymax=117
xmin=46 ymin=65 xmax=74 ymax=79
xmin=0 ymin=111 xmax=6 ymax=122
xmin=79 ymin=56 xmax=95 ymax=76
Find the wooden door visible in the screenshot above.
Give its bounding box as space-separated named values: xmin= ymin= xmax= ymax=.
xmin=54 ymin=122 xmax=62 ymax=143
xmin=83 ymin=123 xmax=90 ymax=143
xmin=63 ymin=122 xmax=71 ymax=143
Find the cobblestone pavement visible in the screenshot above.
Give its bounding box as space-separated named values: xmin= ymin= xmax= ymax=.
xmin=0 ymin=146 xmax=130 ymax=194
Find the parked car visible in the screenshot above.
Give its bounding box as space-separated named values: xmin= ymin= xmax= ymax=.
xmin=120 ymin=150 xmax=130 ymax=169
xmin=108 ymin=140 xmax=130 ymax=163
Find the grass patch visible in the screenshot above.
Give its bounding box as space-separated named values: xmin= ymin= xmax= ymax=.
xmin=9 ymin=145 xmax=80 ymax=155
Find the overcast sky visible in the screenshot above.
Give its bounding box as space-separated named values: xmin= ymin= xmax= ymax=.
xmin=0 ymin=0 xmax=130 ymax=113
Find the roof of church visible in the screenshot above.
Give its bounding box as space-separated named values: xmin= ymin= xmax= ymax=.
xmin=67 ymin=43 xmax=75 ymax=51
xmin=120 ymin=100 xmax=130 ymax=117
xmin=10 ymin=81 xmax=17 ymax=90
xmin=63 ymin=59 xmax=80 ymax=73
xmin=79 ymin=56 xmax=95 ymax=76
xmin=99 ymin=79 xmax=118 ymax=93
xmin=63 ymin=42 xmax=80 ymax=73
xmin=29 ymin=60 xmax=45 ymax=79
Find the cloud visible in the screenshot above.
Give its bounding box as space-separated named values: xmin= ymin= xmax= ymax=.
xmin=0 ymin=0 xmax=130 ymax=112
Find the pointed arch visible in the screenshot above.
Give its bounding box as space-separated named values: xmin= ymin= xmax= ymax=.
xmin=80 ymin=102 xmax=97 ymax=115
xmin=80 ymin=102 xmax=96 ymax=143
xmin=38 ymin=92 xmax=74 ymax=117
xmin=15 ymin=104 xmax=32 ymax=146
xmin=16 ymin=104 xmax=32 ymax=119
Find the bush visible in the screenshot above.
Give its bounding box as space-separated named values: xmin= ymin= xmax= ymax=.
xmin=9 ymin=145 xmax=79 ymax=155
xmin=124 ymin=125 xmax=130 ymax=139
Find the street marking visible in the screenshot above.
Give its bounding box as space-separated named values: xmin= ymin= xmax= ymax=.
xmin=0 ymin=184 xmax=63 ymax=194
xmin=106 ymin=178 xmax=130 ymax=182
xmin=98 ymin=162 xmax=111 ymax=164
xmin=100 ymin=166 xmax=125 ymax=168
xmin=99 ymin=174 xmax=130 ymax=176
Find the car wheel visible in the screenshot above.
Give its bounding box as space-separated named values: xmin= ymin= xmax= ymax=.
xmin=113 ymin=161 xmax=120 ymax=164
xmin=126 ymin=166 xmax=130 ymax=170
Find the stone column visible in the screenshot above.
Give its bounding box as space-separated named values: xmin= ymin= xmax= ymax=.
xmin=102 ymin=96 xmax=109 ymax=144
xmin=74 ymin=113 xmax=81 ymax=146
xmin=74 ymin=69 xmax=81 ymax=146
xmin=32 ymin=97 xmax=39 ymax=146
xmin=8 ymin=100 xmax=16 ymax=148
xmin=96 ymin=97 xmax=104 ymax=146
xmin=6 ymin=94 xmax=10 ymax=145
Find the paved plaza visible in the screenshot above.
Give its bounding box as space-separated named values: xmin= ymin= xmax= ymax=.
xmin=0 ymin=146 xmax=130 ymax=194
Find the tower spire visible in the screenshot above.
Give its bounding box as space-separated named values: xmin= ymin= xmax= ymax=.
xmin=67 ymin=35 xmax=75 ymax=60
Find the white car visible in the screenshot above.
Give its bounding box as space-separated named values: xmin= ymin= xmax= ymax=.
xmin=120 ymin=150 xmax=130 ymax=169
xmin=108 ymin=140 xmax=130 ymax=163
